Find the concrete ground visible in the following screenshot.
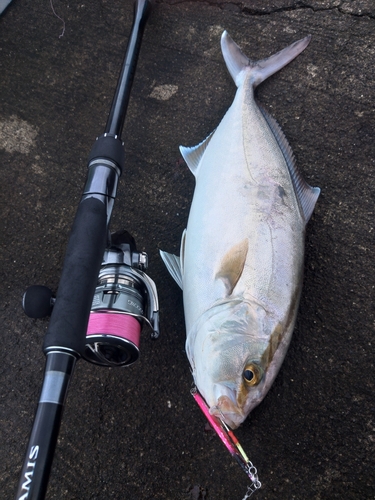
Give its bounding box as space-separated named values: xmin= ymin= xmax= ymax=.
xmin=0 ymin=0 xmax=374 ymax=499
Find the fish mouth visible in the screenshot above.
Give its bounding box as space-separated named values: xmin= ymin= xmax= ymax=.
xmin=209 ymin=395 xmax=244 ymax=429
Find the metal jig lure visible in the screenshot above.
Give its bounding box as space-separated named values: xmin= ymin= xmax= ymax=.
xmin=191 ymin=387 xmax=261 ymax=498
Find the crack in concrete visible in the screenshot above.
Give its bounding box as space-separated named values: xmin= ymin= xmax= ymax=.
xmin=242 ymin=4 xmax=375 ymax=20
xmin=158 ymin=1 xmax=375 ymax=20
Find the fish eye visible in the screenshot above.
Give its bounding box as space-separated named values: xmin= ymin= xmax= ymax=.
xmin=243 ymin=363 xmax=262 ymax=386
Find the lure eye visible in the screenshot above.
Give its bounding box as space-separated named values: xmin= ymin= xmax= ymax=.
xmin=243 ymin=363 xmax=262 ymax=386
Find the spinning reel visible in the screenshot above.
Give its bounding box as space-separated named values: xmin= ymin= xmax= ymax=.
xmin=23 ymin=229 xmax=159 ymax=368
xmin=85 ymin=230 xmax=159 ymax=367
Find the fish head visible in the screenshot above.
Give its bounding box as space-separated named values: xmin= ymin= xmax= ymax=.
xmin=187 ymin=299 xmax=285 ymax=429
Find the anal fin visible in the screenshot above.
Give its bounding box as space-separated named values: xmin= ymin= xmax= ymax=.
xmin=180 ymin=131 xmax=214 ymax=177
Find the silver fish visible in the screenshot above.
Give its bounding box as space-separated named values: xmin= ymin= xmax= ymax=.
xmin=161 ymin=32 xmax=320 ymax=429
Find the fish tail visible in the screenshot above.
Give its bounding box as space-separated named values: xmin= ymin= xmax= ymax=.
xmin=221 ymin=31 xmax=311 ymax=88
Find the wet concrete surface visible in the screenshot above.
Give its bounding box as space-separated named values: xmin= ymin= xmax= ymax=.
xmin=0 ymin=0 xmax=374 ymax=499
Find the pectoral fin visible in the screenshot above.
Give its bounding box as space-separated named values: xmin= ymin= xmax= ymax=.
xmin=215 ymin=239 xmax=248 ymax=295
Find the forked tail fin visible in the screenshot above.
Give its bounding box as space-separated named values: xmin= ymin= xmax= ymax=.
xmin=221 ymin=31 xmax=311 ymax=88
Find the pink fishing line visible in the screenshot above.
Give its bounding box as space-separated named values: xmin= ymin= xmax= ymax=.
xmin=87 ymin=312 xmax=141 ymax=347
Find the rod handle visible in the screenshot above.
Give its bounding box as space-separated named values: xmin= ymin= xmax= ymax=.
xmin=43 ymin=197 xmax=107 ymax=355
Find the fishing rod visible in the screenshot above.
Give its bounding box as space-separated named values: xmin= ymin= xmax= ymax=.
xmin=16 ymin=1 xmax=158 ymax=498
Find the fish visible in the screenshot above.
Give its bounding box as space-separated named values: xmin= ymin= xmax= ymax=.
xmin=160 ymin=31 xmax=320 ymax=429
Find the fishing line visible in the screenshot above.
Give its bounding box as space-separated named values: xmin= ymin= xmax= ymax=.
xmin=50 ymin=0 xmax=65 ymax=38
xmin=87 ymin=312 xmax=141 ymax=364
xmin=87 ymin=312 xmax=141 ymax=345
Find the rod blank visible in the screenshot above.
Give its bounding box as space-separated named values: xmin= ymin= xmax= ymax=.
xmin=105 ymin=0 xmax=151 ymax=138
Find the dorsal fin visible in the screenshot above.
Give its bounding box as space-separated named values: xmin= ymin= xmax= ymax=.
xmin=259 ymin=104 xmax=320 ymax=222
xmin=179 ymin=131 xmax=214 ymax=177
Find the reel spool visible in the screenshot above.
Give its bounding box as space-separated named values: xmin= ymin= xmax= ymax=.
xmin=83 ymin=230 xmax=159 ymax=367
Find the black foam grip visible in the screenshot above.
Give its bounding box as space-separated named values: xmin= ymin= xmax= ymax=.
xmin=88 ymin=134 xmax=125 ymax=173
xmin=43 ymin=197 xmax=107 ymax=355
